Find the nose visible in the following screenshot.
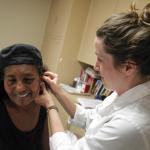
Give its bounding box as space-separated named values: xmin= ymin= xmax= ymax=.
xmin=94 ymin=60 xmax=100 ymax=72
xmin=16 ymin=81 xmax=26 ymax=92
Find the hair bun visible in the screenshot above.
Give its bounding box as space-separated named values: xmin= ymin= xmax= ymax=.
xmin=140 ymin=3 xmax=150 ymax=26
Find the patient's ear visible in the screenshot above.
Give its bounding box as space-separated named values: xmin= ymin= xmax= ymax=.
xmin=39 ymin=82 xmax=44 ymax=95
xmin=40 ymin=76 xmax=51 ymax=91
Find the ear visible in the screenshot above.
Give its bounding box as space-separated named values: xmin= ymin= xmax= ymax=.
xmin=122 ymin=61 xmax=138 ymax=76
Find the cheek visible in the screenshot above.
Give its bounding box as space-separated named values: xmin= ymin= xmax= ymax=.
xmin=31 ymin=80 xmax=41 ymax=92
xmin=99 ymin=64 xmax=106 ymax=74
xmin=102 ymin=66 xmax=116 ymax=80
xmin=4 ymin=81 xmax=11 ymax=94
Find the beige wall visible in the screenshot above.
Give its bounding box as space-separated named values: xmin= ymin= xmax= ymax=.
xmin=0 ymin=0 xmax=51 ymax=49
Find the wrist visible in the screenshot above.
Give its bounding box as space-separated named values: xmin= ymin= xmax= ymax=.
xmin=45 ymin=98 xmax=55 ymax=108
xmin=47 ymin=105 xmax=59 ymax=112
xmin=52 ymin=84 xmax=63 ymax=95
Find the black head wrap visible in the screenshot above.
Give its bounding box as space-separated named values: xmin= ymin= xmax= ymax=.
xmin=0 ymin=43 xmax=43 ymax=71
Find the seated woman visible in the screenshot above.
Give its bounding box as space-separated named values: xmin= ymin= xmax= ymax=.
xmin=0 ymin=44 xmax=49 ymax=150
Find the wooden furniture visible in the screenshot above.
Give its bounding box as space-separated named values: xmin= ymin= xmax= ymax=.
xmin=77 ymin=0 xmax=149 ymax=66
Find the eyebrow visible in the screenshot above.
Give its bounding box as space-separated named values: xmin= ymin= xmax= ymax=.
xmin=4 ymin=75 xmax=15 ymax=78
xmin=95 ymin=51 xmax=103 ymax=58
xmin=5 ymin=73 xmax=35 ymax=78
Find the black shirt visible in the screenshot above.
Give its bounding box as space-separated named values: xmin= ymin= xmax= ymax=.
xmin=0 ymin=100 xmax=47 ymax=150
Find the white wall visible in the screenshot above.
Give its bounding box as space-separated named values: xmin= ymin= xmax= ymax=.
xmin=0 ymin=0 xmax=51 ymax=49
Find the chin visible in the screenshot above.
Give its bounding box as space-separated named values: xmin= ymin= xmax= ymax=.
xmin=15 ymin=99 xmax=34 ymax=107
xmin=103 ymin=83 xmax=112 ymax=91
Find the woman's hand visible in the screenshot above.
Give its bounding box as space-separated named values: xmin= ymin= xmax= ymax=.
xmin=36 ymin=80 xmax=65 ymax=134
xmin=41 ymin=71 xmax=76 ymax=118
xmin=42 ymin=72 xmax=62 ymax=94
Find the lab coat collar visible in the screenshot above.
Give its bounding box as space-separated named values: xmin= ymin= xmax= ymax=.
xmin=113 ymin=80 xmax=150 ymax=111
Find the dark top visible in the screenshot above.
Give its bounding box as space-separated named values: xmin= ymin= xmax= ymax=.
xmin=0 ymin=100 xmax=47 ymax=150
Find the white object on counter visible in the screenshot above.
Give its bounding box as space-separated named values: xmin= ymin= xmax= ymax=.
xmin=77 ymin=97 xmax=102 ymax=109
xmin=60 ymin=83 xmax=91 ymax=95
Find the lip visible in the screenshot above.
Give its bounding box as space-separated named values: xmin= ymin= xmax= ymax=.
xmin=17 ymin=92 xmax=30 ymax=98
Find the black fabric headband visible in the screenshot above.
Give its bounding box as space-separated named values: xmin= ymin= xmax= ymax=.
xmin=0 ymin=44 xmax=43 ymax=71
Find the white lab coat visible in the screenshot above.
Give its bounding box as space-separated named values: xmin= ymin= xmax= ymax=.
xmin=50 ymin=80 xmax=150 ymax=150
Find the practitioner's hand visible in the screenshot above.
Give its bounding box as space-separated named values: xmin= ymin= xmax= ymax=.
xmin=42 ymin=72 xmax=62 ymax=94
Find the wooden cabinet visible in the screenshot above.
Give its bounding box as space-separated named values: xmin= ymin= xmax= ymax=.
xmin=114 ymin=0 xmax=149 ymax=13
xmin=114 ymin=0 xmax=132 ymax=13
xmin=42 ymin=0 xmax=149 ymax=83
xmin=42 ymin=0 xmax=91 ymax=84
xmin=77 ymin=0 xmax=149 ymax=66
xmin=42 ymin=0 xmax=74 ymax=72
xmin=77 ymin=0 xmax=117 ymax=66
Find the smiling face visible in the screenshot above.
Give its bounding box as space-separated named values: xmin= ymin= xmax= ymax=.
xmin=94 ymin=37 xmax=127 ymax=93
xmin=4 ymin=64 xmax=41 ymax=107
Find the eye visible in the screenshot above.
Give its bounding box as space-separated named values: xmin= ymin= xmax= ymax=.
xmin=23 ymin=78 xmax=35 ymax=84
xmin=7 ymin=79 xmax=16 ymax=85
xmin=97 ymin=57 xmax=102 ymax=62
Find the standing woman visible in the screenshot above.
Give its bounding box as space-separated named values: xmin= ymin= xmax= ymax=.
xmin=36 ymin=2 xmax=150 ymax=150
xmin=0 ymin=44 xmax=49 ymax=150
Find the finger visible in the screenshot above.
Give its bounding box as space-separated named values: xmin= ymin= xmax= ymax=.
xmin=43 ymin=75 xmax=58 ymax=87
xmin=44 ymin=71 xmax=57 ymax=76
xmin=44 ymin=71 xmax=58 ymax=79
xmin=42 ymin=76 xmax=52 ymax=84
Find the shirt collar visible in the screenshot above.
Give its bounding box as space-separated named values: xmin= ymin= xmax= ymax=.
xmin=113 ymin=80 xmax=150 ymax=110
